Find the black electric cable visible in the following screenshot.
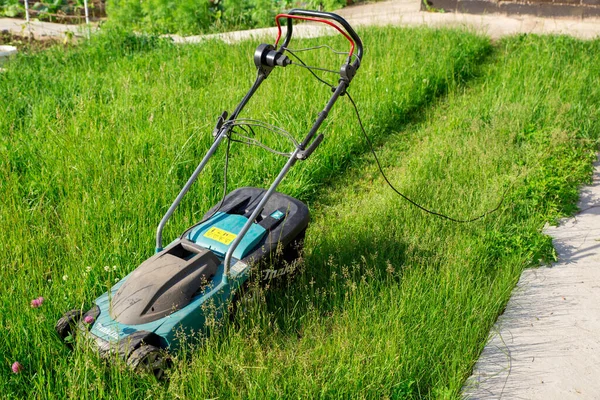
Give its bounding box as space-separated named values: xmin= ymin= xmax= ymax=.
xmin=345 ymin=91 xmax=510 ymax=223
xmin=284 ymin=44 xmax=361 ymax=65
xmin=284 ymin=48 xmax=335 ymax=89
xmin=290 ymin=62 xmax=340 ymax=75
xmin=225 ymin=119 xmax=300 ymax=157
xmin=183 ymin=44 xmax=510 ymax=233
xmin=229 ymin=133 xmax=293 ymax=157
xmin=227 ymin=118 xmax=300 ymax=147
xmin=286 ymin=46 xmax=511 ymax=223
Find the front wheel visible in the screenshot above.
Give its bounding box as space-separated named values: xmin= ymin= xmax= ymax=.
xmin=127 ymin=344 xmax=170 ymax=380
xmin=55 ymin=309 xmax=83 ymax=346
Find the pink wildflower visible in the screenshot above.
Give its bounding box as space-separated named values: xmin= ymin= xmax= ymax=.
xmin=84 ymin=315 xmax=95 ymax=324
xmin=11 ymin=361 xmax=22 ymax=374
xmin=30 ymin=297 xmax=44 ymax=308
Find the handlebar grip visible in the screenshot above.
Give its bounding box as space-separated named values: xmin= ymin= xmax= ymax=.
xmin=276 ymin=9 xmax=363 ymax=70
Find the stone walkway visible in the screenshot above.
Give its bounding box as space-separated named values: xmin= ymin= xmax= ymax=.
xmin=0 ymin=17 xmax=93 ymax=39
xmin=336 ymin=0 xmax=600 ymax=40
xmin=463 ymin=158 xmax=600 ymax=399
xmin=167 ymin=0 xmax=600 ymax=43
xmin=3 ymin=1 xmax=600 ymax=42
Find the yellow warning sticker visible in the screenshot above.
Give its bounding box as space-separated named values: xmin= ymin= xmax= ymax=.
xmin=204 ymin=227 xmax=237 ymax=245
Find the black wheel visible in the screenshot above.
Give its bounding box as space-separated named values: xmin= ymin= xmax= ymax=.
xmin=55 ymin=309 xmax=83 ymax=345
xmin=127 ymin=344 xmax=169 ymax=380
xmin=282 ymin=229 xmax=306 ymax=265
xmin=265 ymin=230 xmax=306 ymax=288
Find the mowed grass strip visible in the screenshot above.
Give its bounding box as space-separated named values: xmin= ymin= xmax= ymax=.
xmin=0 ymin=27 xmax=489 ymax=398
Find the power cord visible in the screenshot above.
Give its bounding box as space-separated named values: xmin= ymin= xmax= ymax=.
xmin=183 ymin=46 xmax=513 ymax=232
xmin=285 ymin=48 xmax=511 ymax=223
xmin=345 ymin=91 xmax=511 ymax=223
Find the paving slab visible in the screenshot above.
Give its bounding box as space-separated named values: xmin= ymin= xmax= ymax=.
xmin=463 ymin=157 xmax=600 ymax=399
xmin=166 ymin=24 xmax=333 ymax=45
xmin=3 ymin=0 xmax=600 ymax=43
xmin=335 ymin=0 xmax=600 ymax=40
xmin=0 ymin=17 xmax=93 ymax=39
xmin=169 ymin=0 xmax=600 ymax=43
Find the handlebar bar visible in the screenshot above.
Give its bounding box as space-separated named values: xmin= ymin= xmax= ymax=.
xmin=274 ymin=9 xmax=363 ymax=71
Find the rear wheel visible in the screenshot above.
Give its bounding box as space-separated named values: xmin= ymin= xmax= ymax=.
xmin=264 ymin=229 xmax=306 ymax=288
xmin=282 ymin=229 xmax=306 ymax=265
xmin=55 ymin=309 xmax=83 ymax=346
xmin=127 ymin=344 xmax=169 ymax=380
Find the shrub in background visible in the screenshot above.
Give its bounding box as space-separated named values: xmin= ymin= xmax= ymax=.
xmin=0 ymin=0 xmax=22 ymax=17
xmin=106 ymin=0 xmax=349 ymax=35
xmin=0 ymin=0 xmax=105 ymax=20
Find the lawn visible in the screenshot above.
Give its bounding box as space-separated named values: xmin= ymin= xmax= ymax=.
xmin=1 ymin=27 xmax=599 ymax=399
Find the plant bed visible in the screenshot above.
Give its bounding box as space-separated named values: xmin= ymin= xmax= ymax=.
xmin=0 ymin=0 xmax=106 ymax=24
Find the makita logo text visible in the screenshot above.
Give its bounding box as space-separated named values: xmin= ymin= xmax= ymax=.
xmin=261 ymin=264 xmax=295 ymax=281
xmin=96 ymin=322 xmax=119 ymax=340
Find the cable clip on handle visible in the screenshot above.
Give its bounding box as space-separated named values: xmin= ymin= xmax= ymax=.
xmin=212 ymin=111 xmax=228 ymax=139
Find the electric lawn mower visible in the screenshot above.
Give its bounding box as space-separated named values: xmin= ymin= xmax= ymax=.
xmin=55 ymin=9 xmax=363 ymax=378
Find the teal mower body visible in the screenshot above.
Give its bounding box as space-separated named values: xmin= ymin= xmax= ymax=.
xmin=77 ymin=188 xmax=306 ymax=358
xmin=55 ymin=9 xmax=363 ymax=379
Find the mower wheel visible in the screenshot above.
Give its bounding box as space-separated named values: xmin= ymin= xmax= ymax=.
xmin=128 ymin=344 xmax=169 ymax=380
xmin=55 ymin=309 xmax=83 ymax=344
xmin=282 ymin=229 xmax=306 ymax=265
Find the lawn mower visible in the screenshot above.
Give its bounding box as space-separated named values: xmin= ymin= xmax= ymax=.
xmin=55 ymin=9 xmax=363 ymax=378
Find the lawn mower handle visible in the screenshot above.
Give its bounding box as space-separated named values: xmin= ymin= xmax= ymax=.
xmin=278 ymin=9 xmax=363 ymax=70
xmin=156 ymin=10 xmax=363 ymax=286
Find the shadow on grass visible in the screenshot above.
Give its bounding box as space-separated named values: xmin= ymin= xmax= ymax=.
xmin=264 ymin=226 xmax=432 ymax=338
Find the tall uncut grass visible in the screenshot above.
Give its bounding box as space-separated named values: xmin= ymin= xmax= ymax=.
xmin=1 ymin=28 xmax=599 ymax=398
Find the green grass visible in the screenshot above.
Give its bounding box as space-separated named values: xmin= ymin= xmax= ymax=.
xmin=1 ymin=28 xmax=599 ymax=399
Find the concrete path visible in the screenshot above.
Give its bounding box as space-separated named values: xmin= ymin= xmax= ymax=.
xmin=0 ymin=18 xmax=93 ymax=39
xmin=463 ymin=157 xmax=600 ymax=399
xmin=168 ymin=0 xmax=600 ymax=43
xmin=3 ymin=0 xmax=600 ymax=42
xmin=336 ymin=0 xmax=600 ymax=40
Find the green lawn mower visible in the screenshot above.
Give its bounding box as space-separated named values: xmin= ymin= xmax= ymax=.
xmin=55 ymin=9 xmax=363 ymax=379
